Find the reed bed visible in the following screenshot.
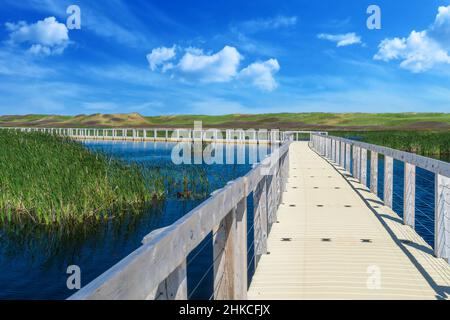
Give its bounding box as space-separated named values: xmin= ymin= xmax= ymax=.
xmin=332 ymin=131 xmax=450 ymax=158
xmin=0 ymin=130 xmax=161 ymax=225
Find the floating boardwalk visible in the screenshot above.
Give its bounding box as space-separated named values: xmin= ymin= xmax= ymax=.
xmin=17 ymin=127 xmax=442 ymax=300
xmin=248 ymin=142 xmax=450 ymax=299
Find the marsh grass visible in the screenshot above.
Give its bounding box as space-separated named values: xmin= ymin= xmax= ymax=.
xmin=332 ymin=131 xmax=450 ymax=158
xmin=0 ymin=130 xmax=162 ymax=225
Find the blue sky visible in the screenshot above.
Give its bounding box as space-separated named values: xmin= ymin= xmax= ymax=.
xmin=0 ymin=0 xmax=449 ymax=115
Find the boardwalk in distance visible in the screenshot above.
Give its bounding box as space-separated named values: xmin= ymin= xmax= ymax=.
xmin=248 ymin=142 xmax=450 ymax=300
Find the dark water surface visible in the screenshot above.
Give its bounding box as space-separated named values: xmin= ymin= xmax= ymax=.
xmin=0 ymin=141 xmax=266 ymax=299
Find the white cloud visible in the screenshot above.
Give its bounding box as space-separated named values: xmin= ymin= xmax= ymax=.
xmin=5 ymin=16 xmax=69 ymax=55
xmin=374 ymin=5 xmax=450 ymax=73
xmin=317 ymin=32 xmax=362 ymax=47
xmin=434 ymin=5 xmax=450 ymax=29
xmin=146 ymin=46 xmax=176 ymax=71
xmin=177 ymin=46 xmax=242 ymax=83
xmin=146 ymin=45 xmax=281 ymax=90
xmin=374 ymin=31 xmax=450 ymax=73
xmin=238 ymin=59 xmax=280 ymax=91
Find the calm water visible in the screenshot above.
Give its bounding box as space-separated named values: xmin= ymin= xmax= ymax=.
xmin=0 ymin=141 xmax=444 ymax=299
xmin=0 ymin=141 xmax=266 ymax=299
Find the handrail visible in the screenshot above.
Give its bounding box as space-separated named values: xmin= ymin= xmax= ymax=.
xmin=68 ymin=141 xmax=291 ymax=300
xmin=310 ymin=133 xmax=449 ymax=263
xmin=0 ymin=127 xmax=324 ymax=144
xmin=311 ymin=134 xmax=449 ymax=177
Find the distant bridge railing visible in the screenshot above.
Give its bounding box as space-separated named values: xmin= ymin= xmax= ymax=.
xmin=0 ymin=127 xmax=327 ymax=144
xmin=310 ymin=134 xmax=450 ymax=263
xmin=68 ymin=140 xmax=291 ymax=299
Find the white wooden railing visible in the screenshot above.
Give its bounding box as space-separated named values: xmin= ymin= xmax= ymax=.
xmin=68 ymin=140 xmax=291 ymax=299
xmin=310 ymin=134 xmax=450 ymax=263
xmin=0 ymin=127 xmax=299 ymax=144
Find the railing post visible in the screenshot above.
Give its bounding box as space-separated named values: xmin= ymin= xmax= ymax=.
xmin=149 ymin=261 xmax=187 ymax=300
xmin=266 ymin=164 xmax=278 ymax=227
xmin=384 ymin=156 xmax=393 ymax=208
xmin=352 ymin=146 xmax=358 ymax=178
xmin=370 ymin=151 xmax=378 ymax=194
xmin=361 ymin=148 xmax=367 ymax=187
xmin=331 ymin=139 xmax=335 ymax=162
xmin=213 ymin=208 xmax=237 ymax=300
xmin=340 ymin=141 xmax=345 ymax=168
xmin=335 ymin=141 xmax=340 ymax=165
xmin=234 ymin=196 xmax=248 ymax=299
xmin=404 ymin=163 xmax=416 ymax=228
xmin=253 ymin=176 xmax=268 ymax=268
xmin=345 ymin=144 xmax=351 ymax=172
xmin=435 ymin=174 xmax=449 ymax=262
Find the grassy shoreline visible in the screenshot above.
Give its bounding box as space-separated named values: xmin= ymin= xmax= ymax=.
xmin=0 ymin=130 xmax=163 ymax=225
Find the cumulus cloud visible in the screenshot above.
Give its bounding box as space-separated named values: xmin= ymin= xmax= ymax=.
xmin=374 ymin=5 xmax=450 ymax=72
xmin=317 ymin=32 xmax=362 ymax=47
xmin=146 ymin=46 xmax=176 ymax=71
xmin=5 ymin=17 xmax=69 ymax=55
xmin=178 ymin=46 xmax=242 ymax=82
xmin=238 ymin=59 xmax=280 ymax=91
xmin=374 ymin=31 xmax=450 ymax=73
xmin=147 ymin=45 xmax=280 ymax=91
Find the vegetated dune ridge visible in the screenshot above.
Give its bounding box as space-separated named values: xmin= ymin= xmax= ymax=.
xmin=0 ymin=112 xmax=449 ymax=131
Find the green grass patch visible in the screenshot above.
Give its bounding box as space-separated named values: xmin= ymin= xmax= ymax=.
xmin=0 ymin=130 xmax=163 ymax=226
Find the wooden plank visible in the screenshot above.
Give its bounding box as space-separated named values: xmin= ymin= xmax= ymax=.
xmin=253 ymin=177 xmax=268 ymax=268
xmin=234 ymin=197 xmax=248 ymax=299
xmin=345 ymin=144 xmax=351 ymax=172
xmin=403 ymin=163 xmax=416 ymax=229
xmin=370 ymin=151 xmax=378 ymax=194
xmin=352 ymin=146 xmax=359 ymax=178
xmin=384 ymin=156 xmax=393 ymax=208
xmin=360 ymin=148 xmax=367 ymax=187
xmin=435 ymin=174 xmax=450 ymax=262
xmin=148 ymin=261 xmax=187 ymax=300
xmin=213 ymin=209 xmax=236 ymax=300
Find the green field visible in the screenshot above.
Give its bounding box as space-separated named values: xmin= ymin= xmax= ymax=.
xmin=1 ymin=112 xmax=449 ymax=131
xmin=0 ymin=130 xmax=162 ymax=226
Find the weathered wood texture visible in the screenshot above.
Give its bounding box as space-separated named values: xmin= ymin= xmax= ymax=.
xmin=340 ymin=142 xmax=345 ymax=168
xmin=384 ymin=156 xmax=393 ymax=208
xmin=360 ymin=148 xmax=367 ymax=187
xmin=253 ymin=176 xmax=268 ymax=268
xmin=370 ymin=151 xmax=378 ymax=194
xmin=213 ymin=209 xmax=236 ymax=300
xmin=404 ymin=163 xmax=416 ymax=229
xmin=345 ymin=144 xmax=351 ymax=172
xmin=234 ymin=197 xmax=248 ymax=299
xmin=435 ymin=174 xmax=450 ymax=262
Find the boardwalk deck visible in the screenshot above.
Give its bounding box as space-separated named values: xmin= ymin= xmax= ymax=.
xmin=248 ymin=142 xmax=450 ymax=300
